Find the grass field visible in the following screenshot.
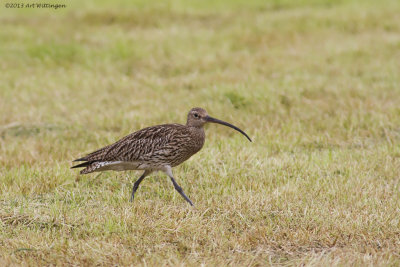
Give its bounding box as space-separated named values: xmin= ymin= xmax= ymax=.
xmin=1 ymin=0 xmax=400 ymax=265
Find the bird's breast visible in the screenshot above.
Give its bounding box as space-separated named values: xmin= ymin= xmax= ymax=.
xmin=168 ymin=127 xmax=205 ymax=167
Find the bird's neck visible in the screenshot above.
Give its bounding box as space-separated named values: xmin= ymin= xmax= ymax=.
xmin=187 ymin=126 xmax=205 ymax=151
xmin=188 ymin=125 xmax=205 ymax=138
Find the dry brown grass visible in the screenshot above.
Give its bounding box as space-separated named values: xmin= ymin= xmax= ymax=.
xmin=1 ymin=0 xmax=400 ymax=265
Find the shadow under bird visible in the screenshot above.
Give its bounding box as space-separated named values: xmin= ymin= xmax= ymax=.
xmin=72 ymin=107 xmax=251 ymax=206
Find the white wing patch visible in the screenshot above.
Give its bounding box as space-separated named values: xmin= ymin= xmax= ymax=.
xmin=80 ymin=161 xmax=141 ymax=174
xmin=80 ymin=161 xmax=165 ymax=174
xmin=93 ymin=161 xmax=141 ymax=172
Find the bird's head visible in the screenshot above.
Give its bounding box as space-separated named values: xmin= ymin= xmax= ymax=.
xmin=186 ymin=107 xmax=252 ymax=142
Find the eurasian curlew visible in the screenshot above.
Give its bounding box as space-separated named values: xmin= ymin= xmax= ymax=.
xmin=72 ymin=107 xmax=251 ymax=206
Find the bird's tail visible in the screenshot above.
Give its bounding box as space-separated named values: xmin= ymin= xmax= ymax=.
xmin=71 ymin=161 xmax=92 ymax=169
xmin=71 ymin=161 xmax=116 ymax=174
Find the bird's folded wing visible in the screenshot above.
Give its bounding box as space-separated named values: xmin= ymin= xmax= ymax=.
xmin=76 ymin=124 xmax=190 ymax=163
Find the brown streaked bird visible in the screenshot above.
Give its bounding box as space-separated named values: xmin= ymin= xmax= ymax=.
xmin=72 ymin=107 xmax=251 ymax=206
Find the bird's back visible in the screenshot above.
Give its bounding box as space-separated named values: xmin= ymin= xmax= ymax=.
xmin=73 ymin=123 xmax=205 ymax=173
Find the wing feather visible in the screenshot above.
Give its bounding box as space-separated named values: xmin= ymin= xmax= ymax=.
xmin=73 ymin=124 xmax=191 ymax=163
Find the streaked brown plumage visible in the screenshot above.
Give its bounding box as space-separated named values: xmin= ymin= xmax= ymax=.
xmin=72 ymin=107 xmax=251 ymax=206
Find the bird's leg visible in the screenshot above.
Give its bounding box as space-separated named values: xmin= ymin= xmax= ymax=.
xmin=163 ymin=166 xmax=194 ymax=206
xmin=130 ymin=170 xmax=151 ymax=202
xmin=170 ymin=177 xmax=194 ymax=206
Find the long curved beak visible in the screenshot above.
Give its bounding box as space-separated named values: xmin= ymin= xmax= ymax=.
xmin=205 ymin=116 xmax=252 ymax=142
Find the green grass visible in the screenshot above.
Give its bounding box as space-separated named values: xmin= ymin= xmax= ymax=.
xmin=1 ymin=0 xmax=400 ymax=265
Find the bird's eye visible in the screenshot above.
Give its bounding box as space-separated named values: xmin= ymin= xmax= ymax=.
xmin=194 ymin=113 xmax=199 ymax=118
